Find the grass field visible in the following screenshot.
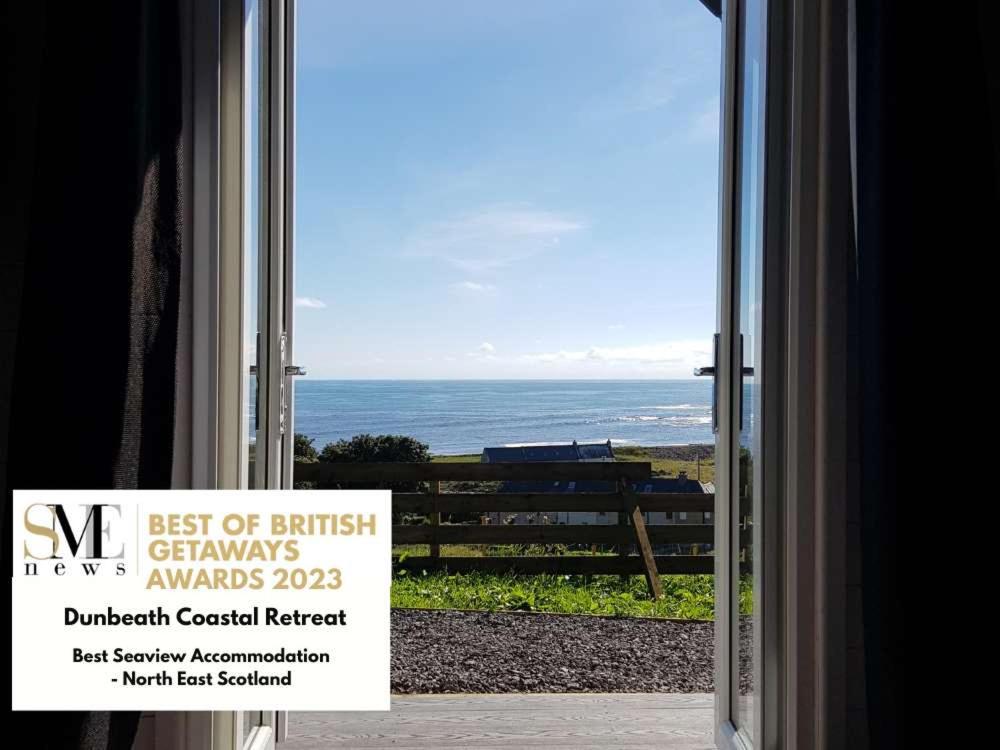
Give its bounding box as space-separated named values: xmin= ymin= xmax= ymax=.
xmin=391 ymin=570 xmax=751 ymax=619
xmin=430 ymin=454 xmax=481 ymax=463
xmin=392 ymin=570 xmax=718 ymax=619
xmin=431 ymin=446 xmax=715 ymax=483
xmin=613 ymin=446 xmax=715 ymax=483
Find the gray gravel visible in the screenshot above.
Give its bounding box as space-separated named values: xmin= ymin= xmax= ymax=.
xmin=390 ymin=609 xmax=715 ymax=694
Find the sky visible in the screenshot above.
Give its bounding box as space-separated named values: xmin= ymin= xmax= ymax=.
xmin=294 ymin=0 xmax=721 ymax=379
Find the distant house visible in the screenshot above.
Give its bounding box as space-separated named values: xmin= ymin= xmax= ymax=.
xmin=480 ymin=439 xmax=615 ymax=464
xmin=489 ymin=474 xmax=713 ymax=527
xmin=479 ymin=440 xmax=712 ymax=531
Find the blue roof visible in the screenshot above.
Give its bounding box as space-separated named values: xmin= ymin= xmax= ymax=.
xmin=576 ymin=442 xmax=616 ymax=460
xmin=481 ymin=441 xmax=614 ymax=463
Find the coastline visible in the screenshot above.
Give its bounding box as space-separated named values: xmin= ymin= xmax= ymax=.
xmin=430 ymin=443 xmax=716 ymax=460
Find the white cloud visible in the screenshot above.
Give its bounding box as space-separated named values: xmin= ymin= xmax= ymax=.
xmin=607 ymin=323 xmax=626 ymax=331
xmin=404 ymin=206 xmax=584 ymax=272
xmin=450 ymin=280 xmax=496 ymax=295
xmin=466 ymin=341 xmax=497 ymax=359
xmin=295 ymin=297 xmax=327 ymax=309
xmin=523 ymin=339 xmax=711 ymax=370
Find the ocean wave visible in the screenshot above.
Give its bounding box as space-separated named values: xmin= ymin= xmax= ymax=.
xmin=613 ymin=415 xmax=712 ymax=426
xmin=638 ymin=404 xmax=710 ymax=411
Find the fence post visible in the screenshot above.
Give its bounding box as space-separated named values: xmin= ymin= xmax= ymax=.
xmin=617 ymin=482 xmax=629 ymax=583
xmin=620 ymin=478 xmax=663 ymax=600
xmin=429 ymin=479 xmax=441 ymax=560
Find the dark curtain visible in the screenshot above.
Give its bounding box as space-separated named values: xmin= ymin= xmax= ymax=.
xmin=853 ymin=3 xmax=996 ymax=749
xmin=3 ymin=1 xmax=185 ymax=748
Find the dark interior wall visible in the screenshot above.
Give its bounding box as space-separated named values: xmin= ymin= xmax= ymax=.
xmin=0 ymin=0 xmax=46 ymax=549
xmin=854 ymin=3 xmax=996 ymax=749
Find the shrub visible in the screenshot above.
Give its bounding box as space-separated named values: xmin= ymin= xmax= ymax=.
xmin=317 ymin=433 xmax=431 ymax=494
xmin=319 ymin=433 xmax=430 ymax=464
xmin=293 ymin=433 xmax=318 ymax=462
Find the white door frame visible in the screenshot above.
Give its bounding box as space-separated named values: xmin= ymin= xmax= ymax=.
xmin=218 ymin=0 xmax=295 ymax=746
xmin=149 ymin=0 xmax=294 ymax=748
xmin=716 ymin=0 xmax=851 ymax=747
xmin=713 ymin=0 xmax=741 ymax=744
xmin=715 ymin=0 xmax=792 ymax=747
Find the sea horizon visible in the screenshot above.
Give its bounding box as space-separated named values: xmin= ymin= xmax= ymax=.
xmin=295 ymin=377 xmax=706 ymax=382
xmin=294 ymin=379 xmax=714 ymax=456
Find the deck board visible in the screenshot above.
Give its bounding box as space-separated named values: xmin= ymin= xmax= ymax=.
xmin=285 ymin=693 xmax=714 ymax=749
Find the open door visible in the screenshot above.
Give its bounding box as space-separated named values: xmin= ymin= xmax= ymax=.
xmin=714 ymin=0 xmax=784 ymax=746
xmin=217 ymin=0 xmax=297 ymax=746
xmin=242 ymin=0 xmax=299 ymax=495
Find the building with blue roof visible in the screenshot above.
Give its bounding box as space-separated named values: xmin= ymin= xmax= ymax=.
xmin=480 ymin=440 xmax=615 ymax=464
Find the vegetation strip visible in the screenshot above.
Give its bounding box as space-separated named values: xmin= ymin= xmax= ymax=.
xmin=392 ymin=571 xmax=720 ymax=620
xmin=393 ymin=605 xmax=712 ymax=624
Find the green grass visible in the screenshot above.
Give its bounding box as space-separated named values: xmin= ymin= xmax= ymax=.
xmin=430 ymin=447 xmax=715 ymax=483
xmin=394 ymin=544 xmax=493 ymax=558
xmin=613 ymin=446 xmax=715 ymax=483
xmin=391 ymin=570 xmax=720 ymax=619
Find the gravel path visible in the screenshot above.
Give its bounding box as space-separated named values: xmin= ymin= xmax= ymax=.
xmin=391 ymin=609 xmax=715 ymax=694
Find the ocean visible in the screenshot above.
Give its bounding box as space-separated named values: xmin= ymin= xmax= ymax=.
xmin=293 ymin=380 xmax=713 ymax=455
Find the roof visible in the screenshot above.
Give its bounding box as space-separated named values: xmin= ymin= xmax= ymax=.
xmin=498 ymin=477 xmax=712 ymax=494
xmin=481 ymin=441 xmax=614 ymax=463
xmin=576 ymin=442 xmax=616 ymax=460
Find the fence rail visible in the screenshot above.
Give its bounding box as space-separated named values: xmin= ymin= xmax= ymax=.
xmin=392 ymin=524 xmax=714 ymax=545
xmin=391 ymin=492 xmax=713 ymax=514
xmin=294 ymin=460 xmax=653 ymax=482
xmin=293 ymin=460 xmax=715 ymax=596
xmin=393 ymin=555 xmax=713 ymax=575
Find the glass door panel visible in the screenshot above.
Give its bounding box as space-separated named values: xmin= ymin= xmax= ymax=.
xmin=717 ymin=0 xmax=768 ymax=746
xmin=239 ymin=0 xmax=273 ymax=746
xmin=235 ymin=0 xmax=293 ymax=744
xmin=244 ymin=0 xmax=265 ymax=490
xmin=734 ymin=0 xmax=766 ymax=741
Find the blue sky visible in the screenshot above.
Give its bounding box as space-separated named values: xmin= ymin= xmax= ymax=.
xmin=294 ymin=0 xmax=721 ymax=379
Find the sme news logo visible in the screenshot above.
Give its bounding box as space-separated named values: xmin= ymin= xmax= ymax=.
xmin=20 ymin=499 xmax=128 ymax=577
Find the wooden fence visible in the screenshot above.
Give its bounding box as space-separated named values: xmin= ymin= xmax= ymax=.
xmin=293 ymin=461 xmax=715 ymax=598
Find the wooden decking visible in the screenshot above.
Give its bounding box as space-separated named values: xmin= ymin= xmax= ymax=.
xmin=284 ymin=693 xmax=714 ymax=749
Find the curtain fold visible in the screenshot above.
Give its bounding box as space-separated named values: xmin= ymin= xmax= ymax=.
xmin=850 ymin=2 xmax=997 ymax=748
xmin=852 ymin=4 xmax=899 ymax=747
xmin=4 ymin=1 xmax=185 ymax=748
